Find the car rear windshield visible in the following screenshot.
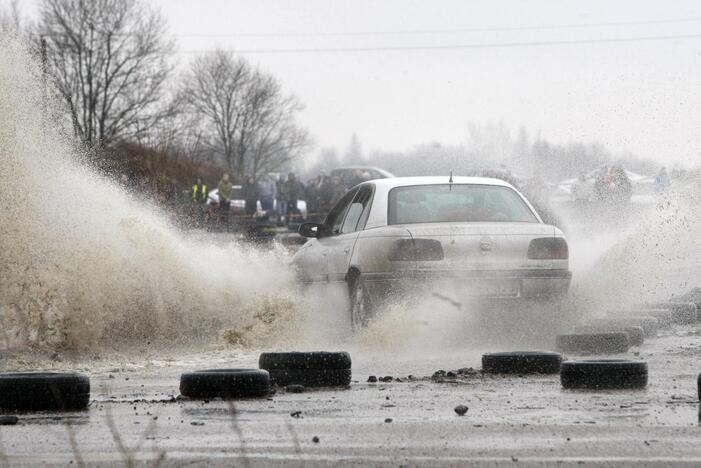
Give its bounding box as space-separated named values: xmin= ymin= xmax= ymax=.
xmin=388 ymin=184 xmax=539 ymax=225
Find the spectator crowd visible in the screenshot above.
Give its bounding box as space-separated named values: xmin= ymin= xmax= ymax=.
xmin=118 ymin=168 xmax=378 ymax=229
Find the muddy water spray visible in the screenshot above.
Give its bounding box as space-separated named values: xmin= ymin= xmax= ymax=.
xmin=0 ymin=36 xmax=302 ymax=352
xmin=571 ymin=191 xmax=701 ymax=315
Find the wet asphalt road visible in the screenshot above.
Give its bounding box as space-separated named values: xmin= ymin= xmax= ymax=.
xmin=1 ymin=324 xmax=700 ymax=467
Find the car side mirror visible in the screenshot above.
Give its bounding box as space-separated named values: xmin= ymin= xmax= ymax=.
xmin=299 ymin=222 xmax=324 ymax=238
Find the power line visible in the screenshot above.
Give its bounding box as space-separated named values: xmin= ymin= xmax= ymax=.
xmin=177 ymin=32 xmax=701 ymax=55
xmin=175 ymin=17 xmax=701 ymax=39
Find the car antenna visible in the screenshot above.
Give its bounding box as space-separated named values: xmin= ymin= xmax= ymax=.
xmin=449 ymin=170 xmax=453 ymax=191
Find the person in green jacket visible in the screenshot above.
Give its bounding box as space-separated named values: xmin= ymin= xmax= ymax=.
xmin=191 ymin=178 xmax=208 ymax=227
xmin=191 ymin=178 xmax=208 ymax=203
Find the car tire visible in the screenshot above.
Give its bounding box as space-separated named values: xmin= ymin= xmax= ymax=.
xmin=561 ymin=360 xmax=648 ymax=390
xmin=556 ymin=332 xmax=630 ymax=355
xmin=259 ymin=352 xmax=352 ymax=388
xmin=482 ymin=351 xmax=562 ymax=374
xmin=0 ymin=373 xmax=90 ymax=411
xmin=179 ymin=369 xmax=270 ymax=399
xmin=349 ymin=274 xmax=374 ymax=331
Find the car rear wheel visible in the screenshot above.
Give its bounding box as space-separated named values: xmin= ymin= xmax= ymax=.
xmin=349 ymin=275 xmax=374 ymax=331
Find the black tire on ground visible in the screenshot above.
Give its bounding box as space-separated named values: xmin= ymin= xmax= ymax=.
xmin=0 ymin=373 xmax=90 ymax=411
xmin=267 ymin=368 xmax=352 ymax=387
xmin=628 ymin=309 xmax=673 ymax=327
xmin=556 ymin=332 xmax=629 ymax=355
xmin=179 ymin=369 xmax=270 ymax=399
xmin=592 ymin=317 xmax=659 ymax=338
xmin=259 ymin=352 xmax=351 ymax=370
xmin=573 ymin=325 xmax=644 ymax=347
xmin=560 ymin=360 xmax=648 ymax=390
xmin=645 ymin=302 xmax=698 ymax=324
xmin=681 ymin=287 xmax=701 ymax=304
xmin=672 ymin=308 xmax=698 ymax=325
xmin=681 ymin=287 xmax=701 ymax=303
xmin=624 ymin=326 xmax=645 ymax=346
xmin=482 ymin=351 xmax=562 ymax=374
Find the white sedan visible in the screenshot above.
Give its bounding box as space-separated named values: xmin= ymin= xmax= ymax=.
xmin=292 ymin=176 xmax=572 ymax=330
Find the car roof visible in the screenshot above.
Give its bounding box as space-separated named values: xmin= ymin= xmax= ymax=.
xmin=361 ymin=176 xmax=514 ymax=191
xmin=358 ymin=176 xmax=542 ymax=228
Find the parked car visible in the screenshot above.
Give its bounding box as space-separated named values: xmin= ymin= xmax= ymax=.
xmin=330 ymin=166 xmax=394 ymax=188
xmin=557 ymin=167 xmax=654 ymax=202
xmin=292 ymin=176 xmax=571 ymax=330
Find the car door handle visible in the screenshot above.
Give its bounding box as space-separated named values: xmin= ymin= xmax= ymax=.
xmin=344 ymin=247 xmax=351 ymax=254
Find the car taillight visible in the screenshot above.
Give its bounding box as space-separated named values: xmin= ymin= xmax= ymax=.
xmin=527 ymin=237 xmax=568 ymax=260
xmin=388 ymin=239 xmax=444 ymax=261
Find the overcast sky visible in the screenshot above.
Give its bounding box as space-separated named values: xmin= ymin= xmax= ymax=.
xmin=9 ymin=0 xmax=701 ymax=167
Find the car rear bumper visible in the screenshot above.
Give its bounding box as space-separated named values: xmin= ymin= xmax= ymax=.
xmin=363 ymin=269 xmax=572 ymax=300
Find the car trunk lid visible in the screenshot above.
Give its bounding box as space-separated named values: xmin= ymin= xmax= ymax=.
xmin=402 ymin=222 xmax=556 ymax=271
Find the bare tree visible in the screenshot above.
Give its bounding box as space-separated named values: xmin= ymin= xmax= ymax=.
xmin=181 ymin=49 xmax=309 ymax=180
xmin=244 ymin=71 xmax=309 ymax=178
xmin=181 ymin=50 xmax=249 ymax=174
xmin=36 ymin=0 xmax=175 ymax=147
xmin=0 ymin=0 xmax=21 ymax=34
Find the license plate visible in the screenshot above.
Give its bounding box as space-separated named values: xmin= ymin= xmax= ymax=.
xmin=460 ymin=280 xmax=520 ymax=297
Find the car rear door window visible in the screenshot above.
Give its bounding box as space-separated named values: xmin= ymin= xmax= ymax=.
xmin=325 ymin=188 xmax=358 ymax=235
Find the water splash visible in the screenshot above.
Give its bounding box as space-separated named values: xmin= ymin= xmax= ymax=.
xmin=571 ymin=190 xmax=701 ymax=315
xmin=0 ymin=35 xmax=298 ymax=353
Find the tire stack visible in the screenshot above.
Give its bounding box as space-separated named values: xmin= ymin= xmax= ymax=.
xmin=259 ymin=352 xmax=352 ymax=388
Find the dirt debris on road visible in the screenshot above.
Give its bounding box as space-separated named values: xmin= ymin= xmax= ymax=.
xmin=0 ymin=326 xmax=699 ymax=466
